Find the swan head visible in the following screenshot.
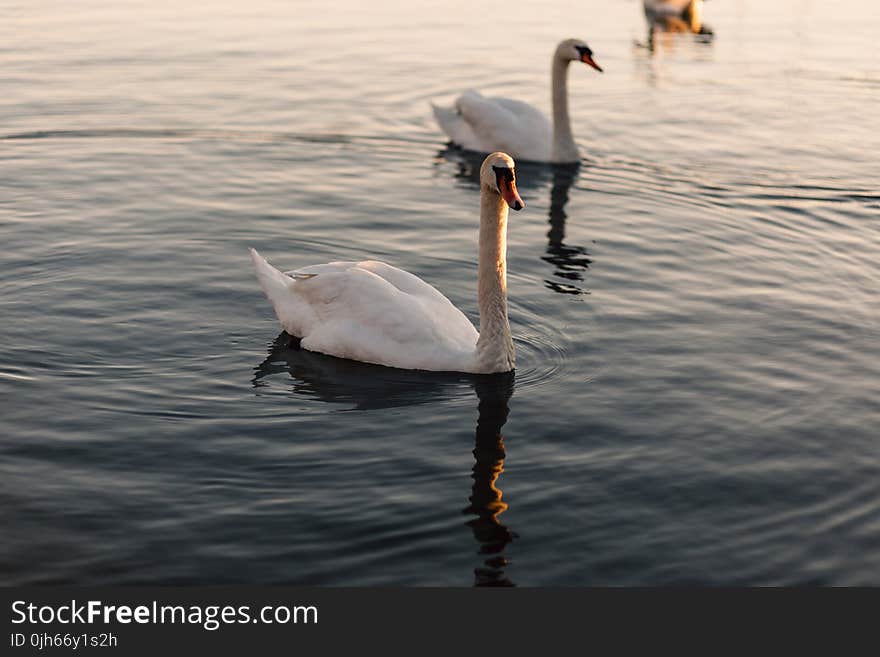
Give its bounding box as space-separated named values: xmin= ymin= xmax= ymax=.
xmin=481 ymin=152 xmax=524 ymax=211
xmin=556 ymin=38 xmax=603 ymax=73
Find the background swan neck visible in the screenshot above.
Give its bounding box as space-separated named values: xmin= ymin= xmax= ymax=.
xmin=475 ymin=189 xmax=515 ymax=373
xmin=551 ymin=55 xmax=578 ymax=163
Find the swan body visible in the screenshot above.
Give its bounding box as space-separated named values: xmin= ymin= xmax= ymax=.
xmin=251 ymin=152 xmax=524 ymax=374
xmin=250 ymin=255 xmax=480 ymax=372
xmin=432 ymin=39 xmax=602 ymax=164
xmin=433 ymin=91 xmax=555 ymax=163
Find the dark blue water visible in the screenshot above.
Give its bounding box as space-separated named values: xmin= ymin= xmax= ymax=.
xmin=2 ymin=0 xmax=879 ymax=585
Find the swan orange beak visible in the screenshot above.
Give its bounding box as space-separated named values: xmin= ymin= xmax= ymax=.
xmin=581 ymin=53 xmax=603 ymax=72
xmin=493 ymin=165 xmax=524 ymax=211
xmin=500 ymin=178 xmax=524 ymax=211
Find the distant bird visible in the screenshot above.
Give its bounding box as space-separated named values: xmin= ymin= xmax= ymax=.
xmin=432 ymin=39 xmax=603 ymax=164
xmin=644 ymin=0 xmax=712 ymax=36
xmin=251 ymin=152 xmax=524 ymax=374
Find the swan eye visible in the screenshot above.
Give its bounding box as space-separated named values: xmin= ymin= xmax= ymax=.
xmin=492 ymin=165 xmax=515 ymax=189
xmin=575 ymin=45 xmax=593 ymax=58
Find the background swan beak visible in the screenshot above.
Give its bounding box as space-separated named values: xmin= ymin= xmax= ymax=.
xmin=581 ymin=53 xmax=603 ymax=72
xmin=500 ymin=180 xmax=525 ymax=211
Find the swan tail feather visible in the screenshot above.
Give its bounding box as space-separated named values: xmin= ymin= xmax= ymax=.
xmin=249 ymin=248 xmax=312 ymax=338
xmin=431 ymin=100 xmax=479 ymax=149
xmin=250 ymin=247 xmax=292 ymax=297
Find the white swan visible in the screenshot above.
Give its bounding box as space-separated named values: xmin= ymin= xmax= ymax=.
xmin=432 ymin=38 xmax=603 ymax=164
xmin=250 ymin=152 xmax=524 ymax=374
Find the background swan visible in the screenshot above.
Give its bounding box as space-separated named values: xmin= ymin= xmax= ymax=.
xmin=251 ymin=152 xmax=524 ymax=374
xmin=432 ymin=38 xmax=603 ymax=164
xmin=644 ymin=0 xmax=707 ymax=33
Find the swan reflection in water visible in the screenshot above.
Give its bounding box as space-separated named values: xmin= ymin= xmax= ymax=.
xmin=253 ymin=335 xmax=518 ymax=585
xmin=543 ymin=163 xmax=592 ymax=295
xmin=466 ymin=372 xmax=517 ymax=586
xmin=435 ymin=147 xmax=592 ymax=296
xmin=641 ymin=0 xmax=714 ymax=54
xmin=253 ymin=332 xmax=473 ymax=409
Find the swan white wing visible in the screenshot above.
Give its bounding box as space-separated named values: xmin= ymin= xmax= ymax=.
xmin=251 ymin=249 xmax=480 ymax=372
xmin=434 ymin=90 xmax=553 ymax=162
xmin=297 ymin=259 xmax=479 ymax=349
xmin=291 ymin=260 xmax=466 ymax=318
xmin=299 ymin=267 xmax=478 ymax=371
xmin=488 ymin=96 xmax=548 ymax=123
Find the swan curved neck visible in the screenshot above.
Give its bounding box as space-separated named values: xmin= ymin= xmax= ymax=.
xmin=551 ymin=55 xmax=579 ymax=164
xmin=475 ymin=188 xmax=515 ymax=373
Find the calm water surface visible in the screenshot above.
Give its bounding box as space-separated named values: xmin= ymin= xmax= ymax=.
xmin=1 ymin=0 xmax=878 ymax=585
